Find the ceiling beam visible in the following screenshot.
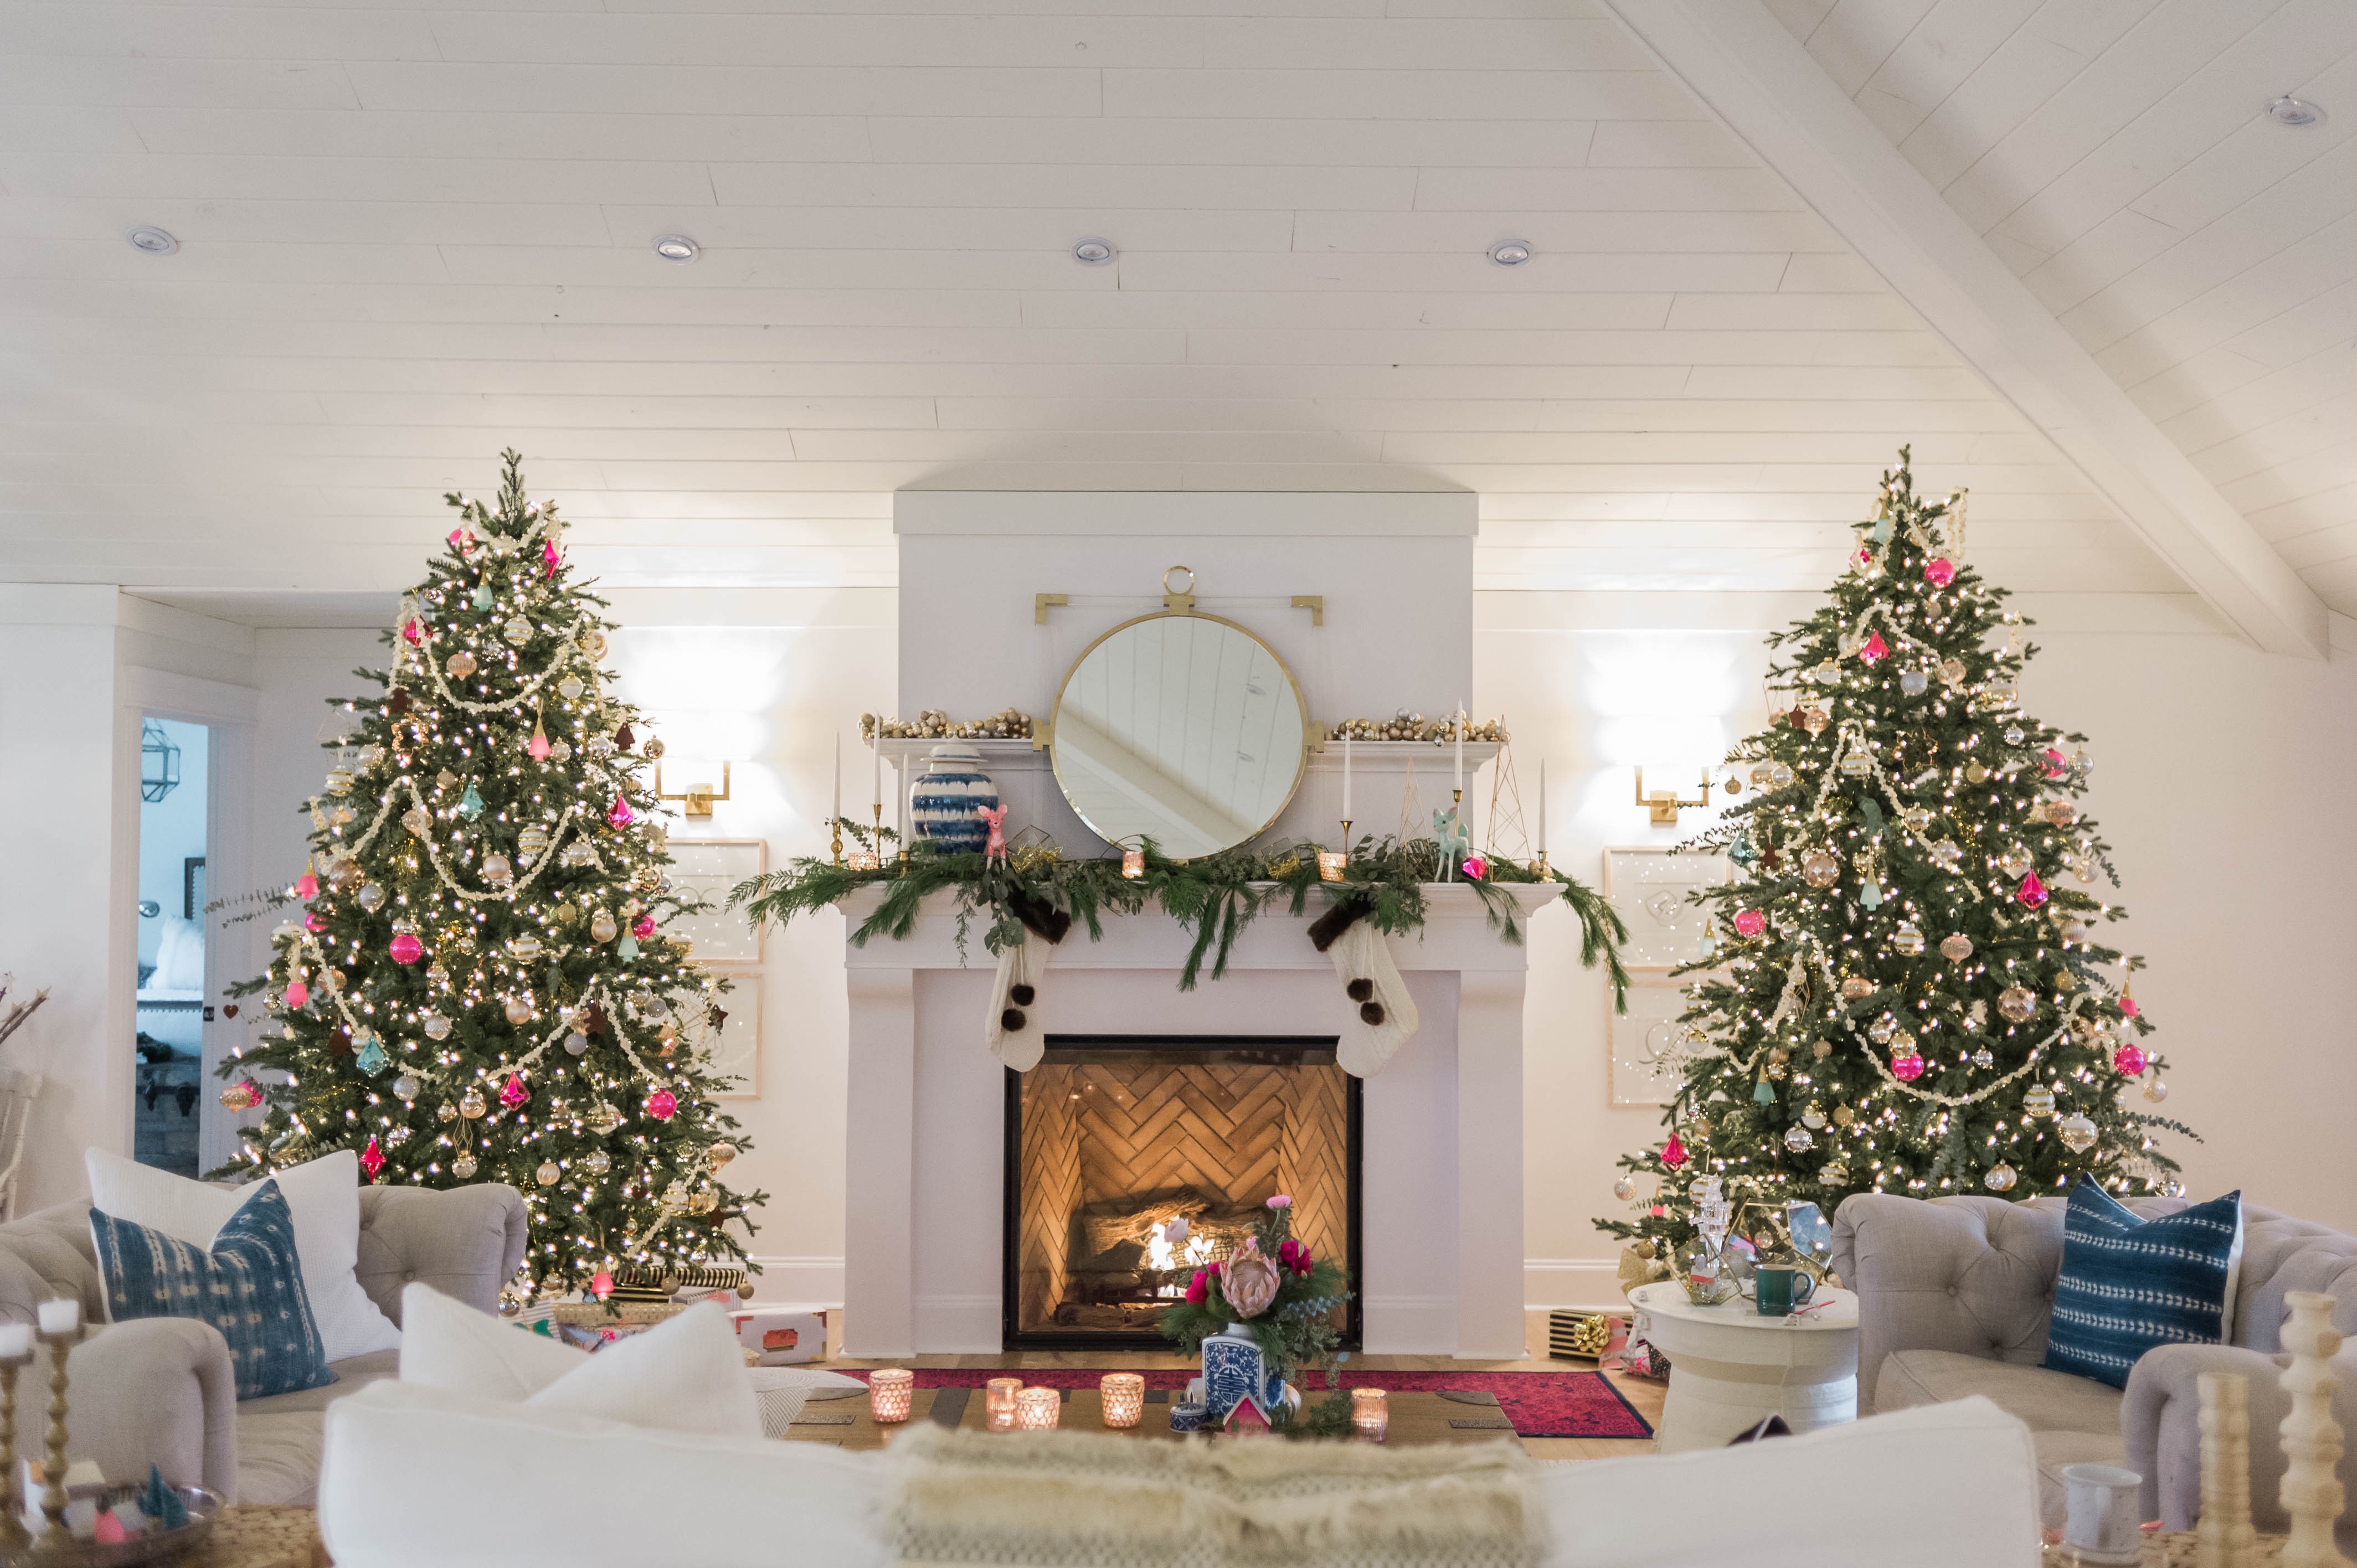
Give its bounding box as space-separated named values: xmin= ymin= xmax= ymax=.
xmin=1602 ymin=0 xmax=2332 ymax=660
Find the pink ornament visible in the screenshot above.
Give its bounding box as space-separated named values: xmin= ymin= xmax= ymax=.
xmin=92 ymin=1512 xmax=128 ymax=1547
xmin=1856 ymin=546 xmax=1872 ymax=566
xmin=294 ymin=865 xmax=320 ymax=900
xmin=543 ymin=539 xmax=560 ymax=578
xmin=645 ymin=1088 xmax=678 ymax=1121
xmin=1733 ymin=909 xmax=1766 ymax=938
xmin=389 ymin=932 xmax=424 ymax=965
xmin=2119 ymin=996 xmax=2140 ymax=1019
xmin=1662 ymin=1134 xmax=1688 ymax=1169
xmin=1924 ymin=557 xmax=1957 ymax=588
xmin=1859 ymin=631 xmax=1889 ymax=663
xmin=2042 ymin=748 xmax=2068 ymax=780
xmin=606 ymin=793 xmax=634 ymax=829
xmin=360 ymin=1134 xmax=385 ymax=1180
xmin=402 ymin=618 xmax=423 ymax=646
xmin=528 ymin=728 xmax=551 ymax=762
xmin=590 ymin=1271 xmax=615 ymax=1300
xmin=631 ymin=914 xmax=654 ymax=940
xmin=498 ymin=1073 xmax=529 ymax=1108
xmin=303 ymin=910 xmax=327 ymax=934
xmin=1649 ymin=1204 xmax=1666 ymax=1218
xmin=2016 ymin=871 xmax=2049 ymax=908
xmin=2112 ymin=1043 xmax=2147 ymax=1077
xmin=979 ymin=802 xmax=1010 ymax=865
xmin=1461 ymin=854 xmax=1488 ymax=880
xmin=285 ymin=980 xmax=309 ymax=1010
xmin=448 ymin=528 xmax=472 ymax=555
xmin=1891 ymin=1052 xmax=1926 ymax=1082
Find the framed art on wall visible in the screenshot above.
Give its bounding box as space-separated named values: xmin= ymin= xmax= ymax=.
xmin=1610 ymin=979 xmax=1706 ymax=1108
xmin=664 ymin=838 xmax=766 ymax=964
xmin=676 ymin=972 xmax=760 ymax=1100
xmin=1601 ymin=847 xmax=1731 ymax=971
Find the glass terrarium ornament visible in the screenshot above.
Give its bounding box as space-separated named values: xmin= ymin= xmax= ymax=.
xmin=1999 ymin=845 xmax=2033 ymax=876
xmin=1929 ymin=839 xmax=1963 ymax=871
xmin=585 ymin=1150 xmax=611 ymax=1175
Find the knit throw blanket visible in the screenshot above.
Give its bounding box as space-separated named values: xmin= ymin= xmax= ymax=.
xmin=882 ymin=1425 xmax=1547 ymax=1568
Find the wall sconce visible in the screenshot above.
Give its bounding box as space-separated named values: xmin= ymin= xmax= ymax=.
xmin=1634 ymin=766 xmax=1716 ymax=826
xmin=652 ymin=761 xmax=731 ymax=818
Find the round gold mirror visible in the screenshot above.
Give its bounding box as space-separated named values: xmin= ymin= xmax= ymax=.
xmin=1049 ymin=610 xmax=1308 ymax=859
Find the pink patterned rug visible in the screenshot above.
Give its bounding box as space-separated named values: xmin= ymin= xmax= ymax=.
xmin=837 ymin=1367 xmax=1652 ymax=1440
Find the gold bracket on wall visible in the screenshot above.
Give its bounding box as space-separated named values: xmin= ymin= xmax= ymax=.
xmin=1031 ymin=719 xmax=1054 ymax=752
xmin=1305 ymin=720 xmax=1328 ymax=754
xmin=653 ymin=761 xmax=732 ymax=818
xmin=1162 ymin=565 xmax=1195 ymax=614
xmin=1034 ymin=593 xmax=1068 ymax=625
xmin=1291 ymin=595 xmax=1325 ymax=627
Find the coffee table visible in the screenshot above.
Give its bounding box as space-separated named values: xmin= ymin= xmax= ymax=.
xmin=780 ymin=1385 xmax=1520 ymax=1450
xmin=1626 ymin=1281 xmax=1860 ymax=1453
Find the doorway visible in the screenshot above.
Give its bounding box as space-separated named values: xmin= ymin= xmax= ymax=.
xmin=135 ymin=716 xmax=209 ymax=1175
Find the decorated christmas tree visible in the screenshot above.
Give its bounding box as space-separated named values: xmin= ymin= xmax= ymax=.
xmin=222 ymin=451 xmax=764 ymax=1301
xmin=1599 ymin=448 xmax=2190 ymax=1259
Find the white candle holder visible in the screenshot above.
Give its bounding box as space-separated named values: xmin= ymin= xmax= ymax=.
xmin=1351 ymin=1387 xmax=1388 ymax=1442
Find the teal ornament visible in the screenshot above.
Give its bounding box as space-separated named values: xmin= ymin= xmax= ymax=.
xmin=1729 ymin=832 xmax=1756 ymax=866
xmin=1870 ymin=517 xmax=1893 ymax=545
xmin=1752 ymin=1079 xmax=1776 ymax=1105
xmin=617 ymin=935 xmax=639 ymax=960
xmin=356 ymin=1037 xmax=389 ymax=1075
xmin=457 ymin=782 xmax=485 ymax=821
xmin=1699 ymin=931 xmax=1717 ymax=957
xmin=142 ymin=1466 xmax=189 ymax=1531
xmin=1859 ymin=883 xmax=1883 ymax=909
xmin=1858 ymin=797 xmax=1885 ymax=833
xmin=472 ymin=584 xmax=493 ymax=611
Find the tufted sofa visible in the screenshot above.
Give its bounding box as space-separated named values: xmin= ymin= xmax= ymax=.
xmin=0 ymin=1183 xmax=526 ymax=1506
xmin=1832 ymin=1192 xmax=2357 ymax=1544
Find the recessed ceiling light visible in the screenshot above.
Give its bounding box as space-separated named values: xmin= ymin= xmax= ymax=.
xmin=652 ymin=234 xmax=699 ymax=261
xmin=126 ymin=226 xmax=177 ymax=255
xmin=1489 ymin=239 xmax=1533 ymax=266
xmin=1072 ymin=238 xmax=1116 ymax=265
xmin=2268 ymin=95 xmax=2322 ymax=127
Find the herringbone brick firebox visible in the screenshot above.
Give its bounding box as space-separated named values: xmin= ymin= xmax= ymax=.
xmin=1003 ymin=1036 xmax=1361 ymax=1348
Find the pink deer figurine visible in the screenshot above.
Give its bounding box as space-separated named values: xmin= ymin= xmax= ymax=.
xmin=979 ymin=803 xmax=1010 ymax=865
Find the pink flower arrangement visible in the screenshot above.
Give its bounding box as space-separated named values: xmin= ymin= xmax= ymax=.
xmin=1265 ymin=1194 xmax=1291 ymax=1209
xmin=1185 ymin=1270 xmax=1208 ymax=1305
xmin=1277 ymin=1237 xmax=1313 ymax=1276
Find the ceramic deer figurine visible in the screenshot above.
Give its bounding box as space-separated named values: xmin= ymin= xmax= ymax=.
xmin=979 ymin=803 xmax=1010 ymax=866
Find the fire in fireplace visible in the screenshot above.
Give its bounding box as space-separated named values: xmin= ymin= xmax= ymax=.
xmin=1002 ymin=1036 xmax=1362 ymax=1349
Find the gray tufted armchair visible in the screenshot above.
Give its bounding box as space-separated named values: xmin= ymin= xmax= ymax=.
xmin=1831 ymin=1192 xmax=2357 ymax=1544
xmin=0 ymin=1182 xmax=527 ymax=1505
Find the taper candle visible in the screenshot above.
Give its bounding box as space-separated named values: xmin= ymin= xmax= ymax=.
xmin=1454 ymin=703 xmax=1465 ymax=792
xmin=1341 ymin=735 xmax=1352 ymax=822
xmin=1537 ymin=757 xmax=1547 ymax=859
xmin=0 ymin=1325 xmax=28 ymax=1359
xmin=831 ymin=732 xmax=841 ymax=825
xmin=33 ymin=1301 xmax=75 ymax=1337
xmin=870 ymin=735 xmax=881 ymax=812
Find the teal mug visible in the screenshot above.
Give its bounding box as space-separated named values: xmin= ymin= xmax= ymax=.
xmin=1754 ymin=1265 xmax=1817 ymax=1317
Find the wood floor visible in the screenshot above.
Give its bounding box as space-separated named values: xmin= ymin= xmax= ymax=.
xmin=815 ymin=1308 xmax=1665 ymax=1462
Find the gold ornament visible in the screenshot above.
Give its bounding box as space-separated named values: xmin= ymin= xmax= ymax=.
xmin=452 ymin=1154 xmax=478 ymax=1179
xmin=1839 ymin=974 xmax=1874 ymax=1001
xmin=1998 ymin=845 xmax=2032 ymax=876
xmin=481 ymin=853 xmax=514 ymax=886
xmin=2023 ymin=1085 xmax=2056 ymax=1118
xmin=1938 ymin=658 xmax=1967 ymax=687
xmin=1902 ymin=806 xmax=1933 ymax=833
xmin=1801 ymin=850 xmax=1840 ymax=888
xmin=590 ymin=909 xmax=619 ymax=943
xmin=1801 ymin=1101 xmax=1826 ymax=1128
xmin=2057 ymin=1111 xmax=2098 ymax=1154
xmin=2143 ymin=1077 xmax=2168 ymax=1103
xmin=706 ymin=1142 xmax=738 ymax=1173
xmin=1939 ymin=933 xmax=1974 ymax=962
xmin=589 ymin=1101 xmax=623 ymax=1136
xmin=1812 ymin=1040 xmax=1833 ymax=1060
xmin=644 ymin=736 xmax=665 ymax=760
xmin=503 ymin=997 xmax=534 ymax=1026
xmin=446 ymin=650 xmax=477 ymax=680
xmin=518 ymin=824 xmax=550 ymax=863
xmin=1892 ymin=922 xmax=1925 ymax=956
xmin=1818 ymin=1162 xmax=1849 ymax=1187
xmin=1611 ymin=1177 xmax=1635 ymax=1201
xmin=536 ymin=1161 xmax=561 ymax=1187
xmin=460 ymin=1086 xmax=488 ymax=1119
xmin=1985 ymin=1163 xmax=2018 ymax=1193
xmin=1833 ymin=1105 xmax=1856 ymax=1126
xmin=1997 ymin=986 xmax=2036 ymax=1024
xmin=2044 ymin=799 xmax=2078 ymax=827
xmin=1798 ymin=705 xmax=1830 ymax=736
xmin=403 ymin=806 xmax=431 ymax=837
xmin=1966 ymin=762 xmax=1989 ymax=784
xmin=437 ymin=1100 xmax=459 ymax=1123
xmin=585 ymin=1150 xmax=612 ymax=1175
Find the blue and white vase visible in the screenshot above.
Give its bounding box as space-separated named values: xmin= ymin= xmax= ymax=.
xmin=1201 ymin=1324 xmax=1268 ymax=1421
xmin=909 ymin=746 xmax=998 ymax=855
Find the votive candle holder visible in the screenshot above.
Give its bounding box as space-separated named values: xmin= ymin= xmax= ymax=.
xmin=1350 ymin=1387 xmax=1388 ymax=1442
xmin=985 ymin=1377 xmax=1023 ymax=1432
xmin=1121 ymin=849 xmax=1145 ymax=879
xmin=1100 ymin=1373 xmax=1145 ymax=1429
xmin=1316 ymin=850 xmax=1348 ymax=883
xmin=1015 ymin=1386 xmax=1061 ymax=1430
xmin=868 ymin=1368 xmax=915 ymax=1424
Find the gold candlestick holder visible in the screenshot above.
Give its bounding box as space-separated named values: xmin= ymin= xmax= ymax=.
xmin=0 ymin=1346 xmax=30 ymax=1551
xmin=830 ymin=817 xmax=843 ymax=866
xmin=38 ymin=1327 xmax=71 ymax=1551
xmin=1448 ymin=788 xmax=1463 ymax=881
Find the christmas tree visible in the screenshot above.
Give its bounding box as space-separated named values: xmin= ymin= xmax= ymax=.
xmin=1598 ymin=448 xmax=2190 ymax=1258
xmin=222 ymin=451 xmax=765 ymax=1301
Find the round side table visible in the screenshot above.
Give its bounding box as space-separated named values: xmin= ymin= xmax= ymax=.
xmin=1627 ymin=1281 xmax=1861 ymax=1453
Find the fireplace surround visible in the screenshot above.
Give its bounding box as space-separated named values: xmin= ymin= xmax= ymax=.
xmin=1003 ymin=1035 xmax=1362 ymax=1349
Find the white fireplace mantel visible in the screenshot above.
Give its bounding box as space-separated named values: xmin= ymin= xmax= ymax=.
xmin=839 ymin=883 xmax=1557 ymax=1360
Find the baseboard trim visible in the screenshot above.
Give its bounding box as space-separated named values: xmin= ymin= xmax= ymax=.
xmin=1525 ymin=1258 xmax=1628 ymax=1312
xmin=914 ymin=1293 xmax=1002 ymax=1353
xmin=744 ymin=1255 xmax=846 ymax=1307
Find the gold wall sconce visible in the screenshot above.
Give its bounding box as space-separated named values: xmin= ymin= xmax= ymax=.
xmin=653 ymin=761 xmax=732 ymax=818
xmin=1634 ymin=766 xmax=1718 ymax=826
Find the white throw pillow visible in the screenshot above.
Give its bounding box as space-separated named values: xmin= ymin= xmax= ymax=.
xmin=400 ymin=1282 xmax=761 ymax=1440
xmin=86 ymin=1147 xmax=402 ymax=1364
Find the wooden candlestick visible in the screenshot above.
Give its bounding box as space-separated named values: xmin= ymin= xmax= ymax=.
xmin=38 ymin=1329 xmax=71 ymax=1550
xmin=0 ymin=1352 xmax=29 ymax=1551
xmin=2279 ymin=1290 xmax=2355 ymax=1568
xmin=2197 ymin=1370 xmax=2255 ymax=1568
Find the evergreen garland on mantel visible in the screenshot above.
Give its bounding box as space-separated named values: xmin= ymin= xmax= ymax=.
xmin=733 ymin=827 xmax=1630 ymax=1004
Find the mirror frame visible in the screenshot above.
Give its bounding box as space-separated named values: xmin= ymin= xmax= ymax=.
xmin=1047 ymin=610 xmax=1312 ymax=861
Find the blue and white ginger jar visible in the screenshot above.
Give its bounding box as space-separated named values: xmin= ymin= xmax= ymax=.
xmin=910 ymin=745 xmax=998 ymax=855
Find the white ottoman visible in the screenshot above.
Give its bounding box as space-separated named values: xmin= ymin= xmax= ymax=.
xmin=1628 ymin=1282 xmax=1861 ymax=1453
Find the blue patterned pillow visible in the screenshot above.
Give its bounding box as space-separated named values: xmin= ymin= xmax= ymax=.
xmin=2044 ymin=1179 xmax=2243 ymax=1389
xmin=90 ymin=1179 xmax=334 ymax=1401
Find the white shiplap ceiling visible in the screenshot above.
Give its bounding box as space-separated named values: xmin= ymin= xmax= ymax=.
xmin=1776 ymin=0 xmax=2357 ymax=615
xmin=0 ymin=0 xmax=2266 ymax=610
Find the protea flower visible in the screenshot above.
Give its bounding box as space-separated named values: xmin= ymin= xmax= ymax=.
xmin=1222 ymin=1238 xmax=1282 ymax=1319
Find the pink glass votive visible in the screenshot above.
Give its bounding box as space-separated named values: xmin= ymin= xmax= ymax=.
xmin=1100 ymin=1373 xmax=1145 ymax=1429
xmin=1351 ymin=1387 xmax=1388 ymax=1441
xmin=985 ymin=1376 xmax=1023 ymax=1432
xmin=869 ymin=1368 xmax=914 ymax=1423
xmin=1015 ymin=1386 xmax=1061 ymax=1430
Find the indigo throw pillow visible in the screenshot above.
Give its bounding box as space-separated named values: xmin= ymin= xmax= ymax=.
xmin=2044 ymin=1178 xmax=2243 ymax=1389
xmin=90 ymin=1178 xmax=334 ymax=1401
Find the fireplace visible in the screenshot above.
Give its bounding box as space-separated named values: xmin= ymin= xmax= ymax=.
xmin=1002 ymin=1035 xmax=1362 ymax=1349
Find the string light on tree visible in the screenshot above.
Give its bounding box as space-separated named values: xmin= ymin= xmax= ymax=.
xmin=220 ymin=451 xmax=768 ymax=1307
xmin=1598 ymin=447 xmax=2188 ymax=1262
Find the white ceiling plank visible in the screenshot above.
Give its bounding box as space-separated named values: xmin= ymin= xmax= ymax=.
xmin=1102 ymin=66 xmax=1702 ymax=121
xmin=864 ymin=114 xmax=1598 ymax=168
xmin=1802 ymin=0 xmax=1939 ymax=99
xmin=1844 ymin=0 xmax=2045 ymax=146
xmin=1604 ymin=0 xmax=2332 ymax=655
